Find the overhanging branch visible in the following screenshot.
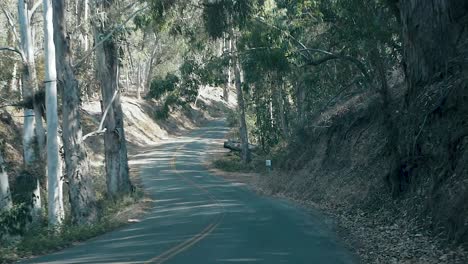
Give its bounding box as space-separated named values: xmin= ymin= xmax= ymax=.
xmin=29 ymin=0 xmax=42 ymax=21
xmin=300 ymin=48 xmax=371 ymax=84
xmin=0 ymin=47 xmax=25 ymax=62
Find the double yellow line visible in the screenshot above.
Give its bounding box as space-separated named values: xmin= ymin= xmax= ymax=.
xmin=145 ymin=140 xmax=225 ymax=264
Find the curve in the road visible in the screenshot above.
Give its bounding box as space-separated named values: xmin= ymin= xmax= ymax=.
xmin=146 ymin=142 xmax=225 ymax=264
xmin=19 ymin=119 xmax=357 ymax=264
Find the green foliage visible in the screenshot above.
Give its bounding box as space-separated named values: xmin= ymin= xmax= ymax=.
xmin=0 ymin=168 xmax=45 ymax=239
xmin=147 ymin=73 xmax=180 ymax=100
xmin=0 ymin=193 xmax=143 ymax=263
xmin=148 ymin=53 xmax=228 ymax=119
xmin=213 ymin=154 xmax=256 ymax=173
xmin=202 ymin=0 xmax=259 ymax=39
xmin=0 ymin=203 xmax=32 ymax=239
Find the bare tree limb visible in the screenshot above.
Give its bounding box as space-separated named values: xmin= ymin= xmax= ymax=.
xmin=0 ymin=47 xmax=25 ymax=62
xmin=299 ymin=48 xmax=371 ymax=83
xmin=29 ymin=0 xmax=42 ymax=21
xmin=251 ymin=16 xmax=371 ymax=84
xmin=82 ymin=89 xmax=119 ymax=141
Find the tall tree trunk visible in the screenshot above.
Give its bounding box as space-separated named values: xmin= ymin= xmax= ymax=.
xmin=18 ymin=0 xmax=41 ymax=214
xmin=0 ymin=150 xmax=12 ymax=211
xmin=275 ymin=75 xmax=288 ymax=138
xmin=53 ymin=0 xmax=97 ymax=225
xmin=95 ymin=0 xmax=132 ymax=198
xmin=145 ymin=44 xmax=158 ymax=94
xmin=77 ymin=0 xmax=89 ymax=52
xmin=230 ymin=30 xmax=251 ymax=163
xmin=9 ymin=63 xmax=18 ymax=93
xmin=222 ymin=35 xmax=231 ymax=102
xmin=43 ymin=0 xmax=64 ymax=226
xmin=295 ymin=79 xmax=305 ymax=127
xmin=399 ymin=0 xmax=467 ymax=93
xmin=371 ymin=44 xmax=401 ymax=197
xmin=137 ymin=62 xmax=142 ymax=99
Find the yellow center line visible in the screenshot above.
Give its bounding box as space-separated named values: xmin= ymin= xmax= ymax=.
xmin=145 ymin=139 xmax=225 ymax=264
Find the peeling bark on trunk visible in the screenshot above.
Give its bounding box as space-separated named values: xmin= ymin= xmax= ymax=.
xmin=43 ymin=0 xmax=64 ymax=226
xmin=399 ymin=0 xmax=468 ymax=92
xmin=18 ymin=0 xmax=42 ymax=214
xmin=53 ymin=0 xmax=97 ymax=225
xmin=137 ymin=63 xmax=142 ymax=99
xmin=95 ymin=0 xmax=132 ymax=198
xmin=77 ymin=0 xmax=89 ymax=52
xmin=371 ymin=45 xmax=401 ymax=197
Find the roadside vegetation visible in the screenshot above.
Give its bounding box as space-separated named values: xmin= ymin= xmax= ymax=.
xmin=0 ymin=0 xmax=467 ymax=264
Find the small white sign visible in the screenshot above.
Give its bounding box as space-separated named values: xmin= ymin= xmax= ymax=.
xmin=265 ymin=160 xmax=272 ymax=167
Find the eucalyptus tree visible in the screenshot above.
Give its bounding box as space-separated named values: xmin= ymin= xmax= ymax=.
xmin=43 ymin=0 xmax=64 ymax=226
xmin=94 ymin=0 xmax=133 ymax=197
xmin=17 ymin=0 xmax=43 ymax=215
xmin=53 ymin=0 xmax=97 ymax=224
xmin=202 ymin=0 xmax=258 ymax=163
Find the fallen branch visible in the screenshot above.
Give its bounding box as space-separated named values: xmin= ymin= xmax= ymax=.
xmin=223 ymin=140 xmax=257 ymax=152
xmin=82 ymin=89 xmax=118 ymax=141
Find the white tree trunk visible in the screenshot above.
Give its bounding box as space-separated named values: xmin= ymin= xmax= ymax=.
xmin=43 ymin=0 xmax=64 ymax=226
xmin=0 ymin=150 xmax=12 ymax=211
xmin=10 ymin=63 xmax=18 ymax=93
xmin=137 ymin=62 xmax=142 ymax=99
xmin=18 ymin=0 xmax=42 ymax=214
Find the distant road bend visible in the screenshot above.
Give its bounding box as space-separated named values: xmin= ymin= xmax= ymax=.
xmin=20 ymin=120 xmax=356 ymax=264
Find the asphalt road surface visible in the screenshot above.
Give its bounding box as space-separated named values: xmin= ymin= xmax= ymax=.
xmin=20 ymin=120 xmax=357 ymax=264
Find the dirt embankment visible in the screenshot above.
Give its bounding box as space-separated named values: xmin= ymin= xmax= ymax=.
xmin=257 ymin=70 xmax=468 ymax=263
xmin=1 ymin=85 xmax=230 ymax=210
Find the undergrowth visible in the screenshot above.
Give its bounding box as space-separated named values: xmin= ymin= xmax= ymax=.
xmin=0 ymin=191 xmax=144 ymax=264
xmin=213 ymin=152 xmax=267 ymax=173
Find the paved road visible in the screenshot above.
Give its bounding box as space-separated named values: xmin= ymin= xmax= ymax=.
xmin=20 ymin=120 xmax=357 ymax=264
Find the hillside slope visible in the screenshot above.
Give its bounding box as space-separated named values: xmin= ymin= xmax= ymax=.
xmin=260 ymin=69 xmax=468 ymax=263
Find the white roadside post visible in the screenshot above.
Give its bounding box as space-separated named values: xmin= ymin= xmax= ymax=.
xmin=266 ymin=159 xmax=272 ymax=173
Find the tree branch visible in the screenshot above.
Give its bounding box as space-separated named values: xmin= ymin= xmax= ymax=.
xmin=300 ymin=48 xmax=371 ymax=83
xmin=82 ymin=89 xmax=119 ymax=141
xmin=0 ymin=47 xmax=25 ymax=62
xmin=253 ymin=16 xmax=312 ymax=61
xmin=73 ymin=4 xmax=148 ymax=69
xmin=29 ymin=0 xmax=42 ymax=21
